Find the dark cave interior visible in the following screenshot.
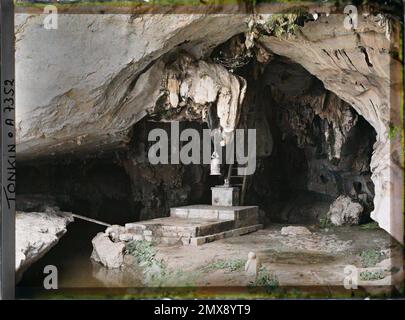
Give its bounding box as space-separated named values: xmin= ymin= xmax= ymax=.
xmin=16 ymin=51 xmax=376 ymax=227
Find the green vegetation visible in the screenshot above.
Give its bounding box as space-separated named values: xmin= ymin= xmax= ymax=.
xmin=360 ymin=249 xmax=385 ymax=268
xmin=265 ymin=13 xmax=302 ymax=38
xmin=249 ymin=267 xmax=279 ymax=292
xmin=126 ymin=240 xmax=199 ymax=287
xmin=126 ymin=240 xmax=165 ymax=269
xmin=388 ymin=122 xmax=400 ymax=140
xmin=202 ymin=258 xmax=246 ymax=273
xmin=262 ymin=6 xmax=312 ymax=39
xmin=360 ymin=222 xmax=379 ymax=230
xmin=359 ymin=269 xmax=385 ymax=281
xmin=319 ymin=215 xmax=334 ymax=229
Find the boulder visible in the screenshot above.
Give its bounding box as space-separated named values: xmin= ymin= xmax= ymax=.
xmin=281 ymin=226 xmax=312 ymax=236
xmin=328 ymin=195 xmax=364 ymax=226
xmin=16 ymin=210 xmax=74 ymax=282
xmin=105 ymin=224 xmax=126 ymax=242
xmin=119 ymin=233 xmax=135 ymax=242
xmin=91 ymin=232 xmax=126 ymax=269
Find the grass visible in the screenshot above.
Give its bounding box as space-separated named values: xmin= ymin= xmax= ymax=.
xmin=202 ymin=258 xmax=246 ymax=273
xmin=126 ymin=240 xmax=201 ymax=287
xmin=388 ymin=122 xmax=400 ymax=140
xmin=360 ymin=222 xmax=380 ymax=230
xmin=126 ymin=240 xmax=165 ymax=269
xmin=360 ymin=249 xmax=385 ymax=268
xmin=359 ymin=270 xmax=385 ymax=281
xmin=319 ymin=215 xmax=334 ymax=229
xmin=248 ymin=267 xmax=279 ymax=293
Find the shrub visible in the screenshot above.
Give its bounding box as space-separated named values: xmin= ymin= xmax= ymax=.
xmin=126 ymin=240 xmax=164 ymax=269
xmin=360 ymin=249 xmax=385 ymax=268
xmin=249 ymin=267 xmax=279 ymax=292
xmin=360 ymin=270 xmax=385 ymax=281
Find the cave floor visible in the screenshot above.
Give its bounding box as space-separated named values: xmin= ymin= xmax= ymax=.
xmin=17 ymin=222 xmax=404 ymax=299
xmin=153 ymin=224 xmax=403 ymax=296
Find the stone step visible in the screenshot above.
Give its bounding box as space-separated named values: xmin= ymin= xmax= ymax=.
xmin=182 ymin=224 xmax=263 ymax=246
xmin=125 ymin=218 xmax=237 ymax=238
xmin=123 ymin=206 xmax=261 ymax=246
xmin=142 ymin=224 xmax=263 ymax=246
xmin=170 ymin=205 xmax=258 ymax=221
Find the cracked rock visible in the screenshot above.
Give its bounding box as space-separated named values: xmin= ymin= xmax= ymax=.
xmin=281 ymin=226 xmax=312 ymax=236
xmin=16 ymin=210 xmax=74 ymax=282
xmin=328 ymin=195 xmax=364 ymax=226
xmin=91 ymin=232 xmax=126 ymax=269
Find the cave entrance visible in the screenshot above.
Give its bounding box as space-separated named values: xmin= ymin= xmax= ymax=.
xmin=16 ymin=32 xmax=381 ymax=292
xmin=228 ymin=51 xmax=377 ymax=226
xmin=16 ymin=35 xmax=378 ymax=230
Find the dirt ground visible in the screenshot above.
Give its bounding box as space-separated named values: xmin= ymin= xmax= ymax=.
xmin=17 ymin=223 xmax=404 ymax=299
xmin=153 ymin=224 xmax=404 ymax=296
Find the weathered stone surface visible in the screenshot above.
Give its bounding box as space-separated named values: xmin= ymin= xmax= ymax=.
xmin=14 ymin=11 xmax=402 ymax=243
xmin=15 ymin=13 xmax=249 ymax=160
xmin=280 ymin=226 xmax=312 ymax=236
xmin=16 ymin=209 xmax=74 ymax=281
xmin=119 ymin=233 xmax=135 ymax=242
xmin=211 ymin=186 xmax=240 ymax=206
xmin=91 ymin=232 xmax=126 ymax=269
xmin=144 ymin=53 xmax=246 ymax=133
xmin=258 ymin=14 xmax=402 ymax=242
xmin=245 ymin=251 xmax=259 ymax=277
xmin=327 ymin=195 xmax=364 ymax=226
xmin=105 ymin=224 xmax=126 ymax=242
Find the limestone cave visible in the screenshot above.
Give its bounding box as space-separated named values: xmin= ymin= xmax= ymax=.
xmin=13 ymin=1 xmax=403 ymax=298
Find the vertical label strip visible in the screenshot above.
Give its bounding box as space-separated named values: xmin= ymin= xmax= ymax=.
xmin=0 ymin=0 xmax=15 ymax=300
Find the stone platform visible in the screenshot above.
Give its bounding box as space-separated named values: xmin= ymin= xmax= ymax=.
xmin=124 ymin=205 xmax=261 ymax=246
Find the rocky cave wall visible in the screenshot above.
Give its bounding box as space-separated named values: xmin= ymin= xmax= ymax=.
xmin=256 ymin=13 xmax=403 ymax=241
xmin=16 ymin=54 xmax=378 ymax=227
xmin=15 ymin=9 xmax=403 ymax=242
xmin=17 ymin=120 xmax=216 ymax=223
xmin=240 ymin=57 xmax=377 ymax=224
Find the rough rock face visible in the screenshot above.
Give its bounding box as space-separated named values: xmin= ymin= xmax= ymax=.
xmin=15 ymin=13 xmax=248 ymax=159
xmin=327 ymin=195 xmax=364 ymax=226
xmin=263 ymin=58 xmax=374 ymax=193
xmin=91 ymin=232 xmax=126 ymax=269
xmin=15 ymin=11 xmax=402 ymax=242
xmin=16 ymin=121 xmax=212 ymax=223
xmin=247 ymin=58 xmax=375 ymax=224
xmin=123 ymin=120 xmax=212 ymax=220
xmin=16 ymin=209 xmax=74 ymax=281
xmin=136 ymin=53 xmax=246 ymax=135
xmin=258 ymin=14 xmax=403 ymax=242
xmin=264 ymin=59 xmax=359 ymax=163
xmin=91 ymin=222 xmax=145 ymax=269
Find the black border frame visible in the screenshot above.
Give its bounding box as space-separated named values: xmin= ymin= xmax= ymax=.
xmin=0 ymin=0 xmax=15 ymax=301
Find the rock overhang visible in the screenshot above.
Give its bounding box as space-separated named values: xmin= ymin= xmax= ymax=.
xmin=14 ymin=9 xmax=403 ymax=242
